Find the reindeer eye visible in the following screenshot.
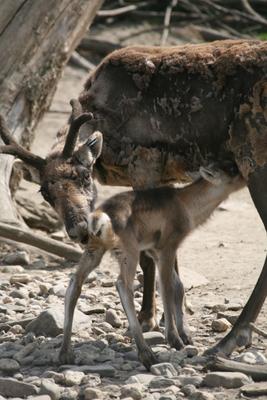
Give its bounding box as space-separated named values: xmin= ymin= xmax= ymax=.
xmin=39 ymin=186 xmax=54 ymax=206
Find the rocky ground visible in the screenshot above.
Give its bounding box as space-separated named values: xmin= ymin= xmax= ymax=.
xmin=1 ymin=19 xmax=267 ymax=400
xmin=0 ymin=240 xmax=267 ymax=400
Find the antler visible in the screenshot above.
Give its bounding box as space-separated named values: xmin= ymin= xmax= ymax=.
xmin=62 ymin=99 xmax=93 ymax=158
xmin=0 ymin=116 xmax=46 ymax=170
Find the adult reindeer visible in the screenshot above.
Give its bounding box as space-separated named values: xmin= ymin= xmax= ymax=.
xmin=0 ymin=39 xmax=267 ymax=359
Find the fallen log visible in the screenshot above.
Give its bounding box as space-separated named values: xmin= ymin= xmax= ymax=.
xmin=208 ymin=356 xmax=267 ymax=381
xmin=0 ymin=222 xmax=82 ymax=262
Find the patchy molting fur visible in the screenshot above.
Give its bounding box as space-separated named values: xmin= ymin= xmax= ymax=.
xmin=78 ymin=40 xmax=267 ymax=187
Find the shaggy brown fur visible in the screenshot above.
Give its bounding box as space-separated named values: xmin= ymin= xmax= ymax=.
xmin=78 ymin=40 xmax=267 ymax=187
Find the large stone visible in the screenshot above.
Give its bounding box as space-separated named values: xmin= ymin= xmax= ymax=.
xmin=63 ymin=370 xmax=85 ymax=386
xmin=159 ymin=395 xmax=176 ymax=400
xmin=0 ymin=358 xmax=20 ymax=374
xmin=211 ymin=318 xmax=232 ymax=332
xmin=143 ymin=331 xmax=165 ymax=346
xmin=25 ymin=307 xmax=90 ymax=337
xmin=126 ymin=374 xmax=154 ymax=386
xmin=149 ymin=377 xmax=176 ymax=389
xmin=120 ymin=384 xmax=143 ymax=400
xmin=179 ymin=375 xmax=203 ymax=387
xmin=234 ymin=350 xmax=267 ymax=365
xmin=60 ymin=364 xmax=115 ymax=378
xmin=39 ymin=379 xmax=61 ymax=400
xmin=105 ymin=309 xmax=122 ymax=328
xmin=203 ymin=371 xmax=251 ymax=389
xmin=4 ymin=251 xmax=30 ymax=265
xmin=150 ymin=363 xmax=178 ymax=378
xmin=190 ymin=391 xmax=215 ymax=400
xmin=83 ymin=387 xmax=105 ymax=400
xmin=0 ymin=377 xmax=37 ymax=397
xmin=10 ymin=273 xmax=32 ymax=284
xmin=1 ymin=265 xmax=25 ymax=273
xmin=241 ymin=382 xmax=267 ymax=396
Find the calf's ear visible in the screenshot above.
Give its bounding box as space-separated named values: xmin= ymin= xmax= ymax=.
xmin=74 ymin=131 xmax=103 ymax=168
xmin=199 ymin=165 xmax=221 ymax=185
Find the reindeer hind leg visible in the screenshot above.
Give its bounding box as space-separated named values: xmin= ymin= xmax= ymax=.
xmin=207 ymin=164 xmax=267 ymax=356
xmin=115 ymin=248 xmax=158 ymax=370
xmin=138 ymin=251 xmax=158 ymax=332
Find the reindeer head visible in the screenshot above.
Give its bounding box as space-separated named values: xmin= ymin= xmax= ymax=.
xmin=0 ymin=100 xmax=103 ymax=244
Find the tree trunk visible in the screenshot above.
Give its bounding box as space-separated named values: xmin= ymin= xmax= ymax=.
xmin=0 ymin=0 xmax=103 ymax=225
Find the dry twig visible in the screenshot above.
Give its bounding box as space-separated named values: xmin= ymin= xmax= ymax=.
xmin=161 ymin=0 xmax=178 ymax=46
xmin=69 ymin=51 xmax=96 ymax=72
xmin=241 ymin=0 xmax=267 ymax=27
xmin=250 ymin=322 xmax=267 ymax=338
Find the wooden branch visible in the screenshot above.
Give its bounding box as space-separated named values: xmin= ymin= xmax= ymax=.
xmin=0 ymin=222 xmax=82 ymax=261
xmin=241 ymin=0 xmax=267 ymax=27
xmin=250 ymin=322 xmax=267 ymax=338
xmin=161 ymin=0 xmax=178 ymax=46
xmin=97 ymin=1 xmax=150 ymax=17
xmin=69 ymin=51 xmax=96 ymax=72
xmin=193 ymin=25 xmax=237 ymax=41
xmin=208 ymin=356 xmax=267 ymax=381
xmin=78 ymin=38 xmax=122 ymax=56
xmin=201 ymin=0 xmax=267 ymax=28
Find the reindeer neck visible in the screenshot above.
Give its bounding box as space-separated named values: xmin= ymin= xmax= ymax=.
xmin=178 ymin=178 xmax=231 ymax=229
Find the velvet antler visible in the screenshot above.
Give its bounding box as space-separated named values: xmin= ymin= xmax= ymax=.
xmin=0 ymin=116 xmax=46 ymax=169
xmin=62 ymin=99 xmax=93 ymax=158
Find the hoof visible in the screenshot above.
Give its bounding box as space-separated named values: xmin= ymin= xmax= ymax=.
xmin=180 ymin=331 xmax=193 ymax=346
xmin=58 ymin=347 xmax=75 ymax=365
xmin=204 ymin=325 xmax=252 ymax=357
xmin=138 ymin=311 xmax=158 ymax=332
xmin=139 ymin=347 xmax=158 ymax=371
xmin=167 ymin=332 xmax=184 ymax=350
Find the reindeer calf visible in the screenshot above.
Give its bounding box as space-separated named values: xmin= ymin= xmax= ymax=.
xmin=59 ymin=165 xmax=244 ymax=370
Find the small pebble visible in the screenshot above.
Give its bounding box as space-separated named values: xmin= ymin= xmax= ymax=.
xmin=105 ymin=309 xmax=122 ymax=328
xmin=211 ymin=318 xmax=232 ymax=332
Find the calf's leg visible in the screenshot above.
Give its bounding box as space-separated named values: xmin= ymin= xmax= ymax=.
xmin=138 ymin=252 xmax=158 ymax=331
xmin=116 ymin=249 xmax=158 ymax=370
xmin=172 ymin=257 xmax=193 ymax=345
xmin=59 ymin=248 xmax=104 ymax=364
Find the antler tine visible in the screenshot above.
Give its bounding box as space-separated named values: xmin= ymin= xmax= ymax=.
xmin=69 ymin=99 xmax=83 ymax=120
xmin=0 ymin=115 xmax=46 ymax=170
xmin=62 ymin=99 xmax=93 ymax=159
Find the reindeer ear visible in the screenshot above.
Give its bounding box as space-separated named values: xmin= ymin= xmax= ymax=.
xmin=199 ymin=166 xmax=221 ymax=185
xmin=74 ymin=131 xmax=103 ymax=168
xmin=85 ymin=131 xmax=103 ymax=159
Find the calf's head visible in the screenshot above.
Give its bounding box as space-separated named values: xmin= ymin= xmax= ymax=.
xmin=0 ymin=100 xmax=102 ymax=244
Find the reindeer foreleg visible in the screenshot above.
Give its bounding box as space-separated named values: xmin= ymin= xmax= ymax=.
xmin=59 ymin=247 xmax=104 ymax=364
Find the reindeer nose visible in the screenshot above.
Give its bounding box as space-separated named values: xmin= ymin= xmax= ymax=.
xmin=66 ymin=220 xmax=89 ymax=244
